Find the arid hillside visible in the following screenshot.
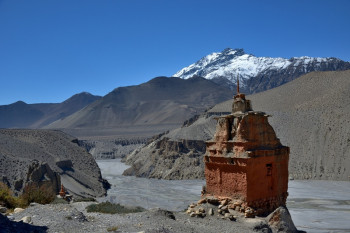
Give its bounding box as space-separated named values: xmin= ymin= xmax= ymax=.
xmin=124 ymin=70 xmax=350 ymax=181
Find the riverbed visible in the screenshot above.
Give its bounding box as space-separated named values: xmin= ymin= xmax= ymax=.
xmin=97 ymin=159 xmax=350 ymax=233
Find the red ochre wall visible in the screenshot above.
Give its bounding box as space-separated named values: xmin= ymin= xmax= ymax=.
xmin=205 ymin=157 xmax=248 ymax=199
xmin=204 ymin=153 xmax=288 ymax=203
xmin=246 ymin=154 xmax=289 ymax=202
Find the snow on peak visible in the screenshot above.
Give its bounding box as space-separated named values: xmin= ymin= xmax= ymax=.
xmin=172 ymin=48 xmax=337 ymax=87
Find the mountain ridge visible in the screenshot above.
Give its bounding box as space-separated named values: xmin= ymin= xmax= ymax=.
xmin=0 ymin=92 xmax=101 ymax=128
xmin=45 ymin=76 xmax=233 ymax=138
xmin=173 ymin=48 xmax=350 ymax=93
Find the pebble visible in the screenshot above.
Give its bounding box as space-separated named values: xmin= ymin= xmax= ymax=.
xmin=0 ymin=206 xmax=7 ymax=213
xmin=14 ymin=208 xmax=24 ymax=214
xmin=21 ymin=216 xmax=32 ymax=224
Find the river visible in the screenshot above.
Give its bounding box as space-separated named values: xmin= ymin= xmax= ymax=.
xmin=97 ymin=159 xmax=350 ymax=233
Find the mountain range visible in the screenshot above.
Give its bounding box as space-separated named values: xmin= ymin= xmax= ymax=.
xmin=173 ymin=48 xmax=350 ymax=93
xmin=0 ymin=92 xmax=101 ymax=128
xmin=1 ymin=48 xmax=349 ymax=140
xmin=44 ymin=76 xmax=233 ymax=138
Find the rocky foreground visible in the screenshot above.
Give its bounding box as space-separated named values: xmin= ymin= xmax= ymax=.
xmin=0 ymin=201 xmax=300 ymax=233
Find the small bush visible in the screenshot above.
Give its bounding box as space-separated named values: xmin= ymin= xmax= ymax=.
xmin=19 ymin=183 xmax=56 ymax=206
xmin=51 ymin=197 xmax=69 ymax=205
xmin=86 ymin=201 xmax=144 ymax=214
xmin=107 ymin=226 xmax=119 ymax=232
xmin=0 ymin=182 xmax=18 ymax=209
xmin=74 ymin=197 xmax=96 ymax=202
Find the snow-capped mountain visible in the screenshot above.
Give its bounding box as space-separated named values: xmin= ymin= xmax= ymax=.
xmin=173 ymin=48 xmax=350 ymax=93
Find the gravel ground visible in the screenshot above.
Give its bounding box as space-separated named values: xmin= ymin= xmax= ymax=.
xmin=3 ymin=202 xmax=271 ymax=233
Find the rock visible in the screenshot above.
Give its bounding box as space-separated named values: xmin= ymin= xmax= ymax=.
xmin=0 ymin=206 xmax=7 ymax=213
xmin=208 ymin=208 xmax=214 ymax=215
xmin=152 ymin=209 xmax=176 ymax=220
xmin=14 ymin=208 xmax=24 ymax=214
xmin=190 ymin=212 xmax=196 ymax=217
xmin=221 ymin=205 xmax=228 ymax=212
xmin=233 ymin=201 xmax=242 ymax=207
xmin=198 ymin=207 xmax=205 ymax=213
xmin=197 ymin=198 xmax=207 ymax=204
xmin=228 ymin=209 xmax=236 ymax=215
xmin=21 ymin=216 xmax=32 ymax=224
xmin=266 ymin=206 xmax=298 ymax=233
xmin=29 ymin=202 xmax=39 ymax=207
xmin=224 ymin=213 xmax=231 ymax=218
xmin=218 ymin=204 xmax=223 ymax=209
xmin=189 ymin=204 xmax=196 ymax=208
xmin=207 ymin=197 xmax=220 ymax=205
xmin=244 ymin=208 xmax=255 ymax=218
xmin=220 ymin=199 xmax=228 ymax=206
xmin=229 ymin=215 xmax=236 ymax=221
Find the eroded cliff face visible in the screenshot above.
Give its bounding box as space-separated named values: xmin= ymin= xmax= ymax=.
xmin=123 ymin=137 xmax=206 ymax=179
xmin=0 ymin=129 xmax=109 ymax=198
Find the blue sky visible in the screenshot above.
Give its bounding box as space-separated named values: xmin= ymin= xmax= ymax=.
xmin=0 ymin=0 xmax=349 ymax=105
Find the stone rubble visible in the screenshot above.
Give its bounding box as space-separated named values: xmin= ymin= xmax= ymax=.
xmin=186 ymin=197 xmax=244 ymax=220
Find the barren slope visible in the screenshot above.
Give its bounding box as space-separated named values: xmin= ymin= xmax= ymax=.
xmin=125 ymin=70 xmax=350 ymax=181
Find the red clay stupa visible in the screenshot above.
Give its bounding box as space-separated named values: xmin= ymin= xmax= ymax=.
xmin=203 ymin=78 xmax=289 ymax=216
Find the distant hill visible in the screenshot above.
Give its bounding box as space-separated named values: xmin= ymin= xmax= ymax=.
xmin=124 ymin=70 xmax=350 ymax=181
xmin=45 ymin=76 xmax=233 ymax=138
xmin=173 ymin=48 xmax=350 ymax=94
xmin=0 ymin=92 xmax=101 ymax=128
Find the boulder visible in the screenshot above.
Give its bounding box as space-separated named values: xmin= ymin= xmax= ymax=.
xmin=20 ymin=216 xmax=32 ymax=224
xmin=266 ymin=206 xmax=298 ymax=233
xmin=14 ymin=208 xmax=24 ymax=214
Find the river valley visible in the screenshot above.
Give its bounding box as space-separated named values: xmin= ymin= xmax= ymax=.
xmin=97 ymin=159 xmax=350 ymax=233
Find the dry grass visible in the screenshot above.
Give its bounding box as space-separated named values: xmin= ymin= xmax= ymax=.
xmin=0 ymin=182 xmax=56 ymax=209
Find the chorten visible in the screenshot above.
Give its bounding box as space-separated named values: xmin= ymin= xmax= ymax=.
xmin=203 ymin=78 xmax=289 ymax=216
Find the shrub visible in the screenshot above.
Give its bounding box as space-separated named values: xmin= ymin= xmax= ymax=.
xmin=19 ymin=183 xmax=56 ymax=206
xmin=51 ymin=197 xmax=69 ymax=204
xmin=86 ymin=202 xmax=144 ymax=214
xmin=74 ymin=197 xmax=96 ymax=202
xmin=107 ymin=226 xmax=119 ymax=232
xmin=0 ymin=182 xmax=18 ymax=209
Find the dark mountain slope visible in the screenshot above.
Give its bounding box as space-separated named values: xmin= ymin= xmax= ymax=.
xmin=46 ymin=76 xmax=233 ymax=138
xmin=0 ymin=92 xmax=101 ymax=128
